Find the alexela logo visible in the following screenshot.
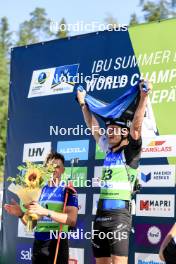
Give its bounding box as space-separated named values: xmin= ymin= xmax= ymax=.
xmin=147 ymin=226 xmax=161 ymax=244
xmin=139 ymin=165 xmax=175 ymax=187
xmin=57 ymin=140 xmax=89 ymax=161
xmin=136 ymin=194 xmax=175 ymax=217
xmin=141 ymin=135 xmax=176 ymax=158
xmin=16 ymin=244 xmax=32 ymax=262
xmin=23 ymin=142 xmax=51 ymax=162
xmin=135 ymin=253 xmax=165 ymax=264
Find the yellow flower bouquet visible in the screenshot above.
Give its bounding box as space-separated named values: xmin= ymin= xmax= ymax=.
xmin=7 ymin=162 xmax=55 ymax=231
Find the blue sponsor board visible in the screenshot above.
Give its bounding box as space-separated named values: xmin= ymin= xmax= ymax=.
xmin=57 ymin=140 xmax=89 ymax=161
xmin=52 ymin=64 xmax=79 ymax=88
xmin=16 ymin=243 xmax=32 ymax=263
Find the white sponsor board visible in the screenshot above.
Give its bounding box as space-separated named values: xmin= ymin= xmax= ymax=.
xmin=92 ymin=194 xmax=100 ymax=215
xmin=135 ymin=252 xmax=165 ymax=264
xmin=136 ymin=194 xmax=175 ymax=217
xmin=28 ymin=68 xmax=56 ymax=98
xmin=92 ymin=166 xmax=103 ymax=187
xmin=18 ymin=219 xmax=34 ymax=238
xmin=28 ymin=64 xmax=79 ymax=98
xmin=69 ymin=248 xmax=84 ymax=264
xmin=141 ymin=135 xmax=176 ymax=158
xmin=78 ymin=194 xmax=86 ymax=215
xmin=138 ymin=165 xmax=175 ymax=187
xmin=23 ymin=142 xmax=51 ymax=162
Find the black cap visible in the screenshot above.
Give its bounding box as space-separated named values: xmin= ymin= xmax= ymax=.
xmin=105 ymin=119 xmax=131 ymax=129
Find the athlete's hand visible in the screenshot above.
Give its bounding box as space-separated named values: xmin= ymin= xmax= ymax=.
xmin=77 ymin=89 xmax=86 ymax=105
xmin=4 ymin=199 xmax=23 ymax=217
xmin=27 ymin=202 xmax=48 ymax=217
xmin=139 ymin=79 xmax=152 ymax=97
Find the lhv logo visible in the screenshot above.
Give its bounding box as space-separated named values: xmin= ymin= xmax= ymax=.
xmin=23 ymin=142 xmax=51 ymax=162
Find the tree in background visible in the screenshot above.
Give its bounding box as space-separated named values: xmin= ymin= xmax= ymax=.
xmin=17 ymin=8 xmax=55 ymax=46
xmin=129 ymin=0 xmax=176 ymax=25
xmin=129 ymin=13 xmax=139 ymax=25
xmin=56 ymin=18 xmax=69 ymax=39
xmin=0 ymin=17 xmax=12 ymax=182
xmin=104 ymin=14 xmax=119 ymax=29
xmin=1 ymin=3 xmax=176 ymax=179
xmin=0 ymin=9 xmax=69 ymax=180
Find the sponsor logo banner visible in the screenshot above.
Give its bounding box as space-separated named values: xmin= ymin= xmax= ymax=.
xmin=16 ymin=243 xmax=32 ymax=263
xmin=136 ymin=194 xmax=175 ymax=217
xmin=78 ymin=194 xmax=86 ymax=214
xmin=57 ymin=140 xmax=89 ymax=161
xmin=139 ymin=165 xmax=175 ymax=187
xmin=135 ymin=252 xmax=165 ymax=264
xmin=28 ymin=64 xmax=79 ymax=98
xmin=69 ymin=248 xmax=84 ymax=264
xmin=95 ymin=144 xmax=105 ymax=160
xmin=18 ymin=219 xmax=34 ymax=238
xmin=62 ymin=167 xmax=87 ymax=187
xmin=92 ymin=194 xmax=100 ymax=215
xmin=92 ymin=166 xmax=103 ymax=187
xmin=135 ymin=224 xmax=172 ymax=247
xmin=23 ymin=142 xmax=51 ymax=162
xmin=141 ymin=135 xmax=176 ymax=158
xmin=68 ymin=219 xmax=87 ymax=241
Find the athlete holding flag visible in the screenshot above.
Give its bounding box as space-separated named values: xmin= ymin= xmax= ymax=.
xmin=77 ymin=80 xmax=152 ymax=264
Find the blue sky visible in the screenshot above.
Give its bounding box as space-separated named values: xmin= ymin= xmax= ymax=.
xmin=1 ymin=0 xmax=142 ymax=36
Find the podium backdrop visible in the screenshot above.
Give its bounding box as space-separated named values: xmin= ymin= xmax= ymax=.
xmin=1 ymin=18 xmax=176 ymax=264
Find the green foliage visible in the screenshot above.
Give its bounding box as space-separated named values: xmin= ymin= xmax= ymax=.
xmin=129 ymin=13 xmax=139 ymax=26
xmin=0 ymin=9 xmax=69 ymax=182
xmin=131 ymin=0 xmax=176 ymax=24
xmin=16 ymin=8 xmax=55 ymax=46
xmin=56 ymin=18 xmax=69 ymax=39
xmin=1 ymin=3 xmax=176 ymax=183
xmin=0 ymin=17 xmax=10 ymax=182
xmin=142 ymin=0 xmax=172 ymax=21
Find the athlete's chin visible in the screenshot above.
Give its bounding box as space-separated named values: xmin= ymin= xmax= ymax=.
xmin=108 ymin=138 xmax=120 ymax=145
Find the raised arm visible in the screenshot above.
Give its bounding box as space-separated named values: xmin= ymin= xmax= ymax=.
xmin=77 ymin=89 xmax=101 ymax=143
xmin=130 ymin=80 xmax=152 ymax=140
